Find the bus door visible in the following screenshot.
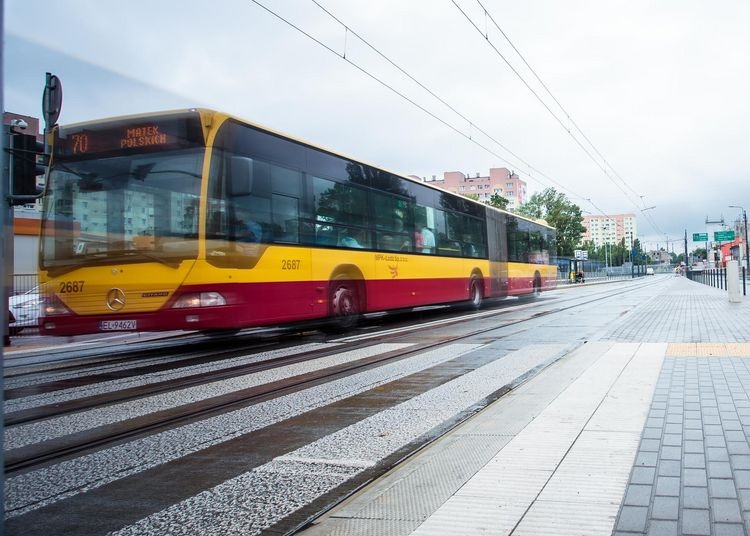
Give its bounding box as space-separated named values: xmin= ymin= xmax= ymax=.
xmin=486 ymin=210 xmax=508 ymax=297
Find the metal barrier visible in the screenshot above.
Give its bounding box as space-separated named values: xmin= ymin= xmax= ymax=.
xmin=687 ymin=268 xmax=747 ymax=296
xmin=556 ymin=268 xmax=643 ymax=285
xmin=12 ymin=273 xmax=39 ymax=295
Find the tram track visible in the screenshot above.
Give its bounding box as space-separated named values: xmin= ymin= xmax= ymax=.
xmin=5 ymin=277 xmax=677 ymax=536
xmin=5 ymin=277 xmax=662 ymax=476
xmin=6 ymin=276 xmax=657 ymax=414
xmin=5 ymin=340 xmax=347 ymax=423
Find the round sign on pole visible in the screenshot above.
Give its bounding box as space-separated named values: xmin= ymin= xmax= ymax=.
xmin=42 ymin=72 xmax=63 ymax=128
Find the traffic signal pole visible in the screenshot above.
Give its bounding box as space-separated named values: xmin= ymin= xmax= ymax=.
xmin=1 ymin=0 xmax=8 ymax=528
xmin=2 ymin=129 xmax=13 ymax=348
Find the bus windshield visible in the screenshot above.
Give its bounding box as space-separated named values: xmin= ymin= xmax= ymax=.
xmin=40 ymin=148 xmax=204 ymax=273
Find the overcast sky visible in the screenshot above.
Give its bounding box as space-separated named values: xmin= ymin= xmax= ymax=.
xmin=5 ymin=0 xmax=750 ymax=251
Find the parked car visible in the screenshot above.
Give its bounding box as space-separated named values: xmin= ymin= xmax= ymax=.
xmin=8 ymin=286 xmax=43 ymax=334
xmin=646 ymin=267 xmax=655 ymax=275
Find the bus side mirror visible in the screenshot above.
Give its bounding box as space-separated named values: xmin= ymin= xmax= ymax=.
xmin=230 ymin=156 xmax=253 ymax=196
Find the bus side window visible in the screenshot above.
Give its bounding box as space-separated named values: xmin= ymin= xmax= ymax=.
xmin=415 ymin=205 xmax=436 ymax=254
xmin=462 ymin=215 xmax=486 ymax=258
xmin=315 ymin=223 xmax=337 ymax=246
xmin=438 ymin=239 xmax=462 ymax=257
xmin=272 ymin=194 xmax=299 ymax=243
xmin=371 ymin=191 xmax=414 ymax=252
xmin=270 ymin=163 xmax=303 ymax=244
xmin=313 ymin=176 xmax=368 ymax=232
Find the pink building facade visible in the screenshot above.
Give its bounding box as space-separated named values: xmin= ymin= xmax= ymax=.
xmin=413 ymin=168 xmax=527 ymax=210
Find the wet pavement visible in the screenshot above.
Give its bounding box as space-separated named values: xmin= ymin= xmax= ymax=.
xmin=301 ymin=276 xmax=750 ymax=536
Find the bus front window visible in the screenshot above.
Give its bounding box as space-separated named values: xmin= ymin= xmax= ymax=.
xmin=41 ymin=148 xmax=204 ymax=272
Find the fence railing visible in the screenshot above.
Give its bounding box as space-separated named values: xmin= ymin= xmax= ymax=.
xmin=686 ymin=268 xmax=747 ymax=296
xmin=556 ymin=267 xmax=646 ymax=285
xmin=12 ymin=273 xmax=39 ymax=295
xmin=8 ymin=273 xmax=41 ymax=337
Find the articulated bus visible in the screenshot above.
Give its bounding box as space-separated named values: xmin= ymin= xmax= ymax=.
xmin=38 ymin=109 xmax=556 ymax=336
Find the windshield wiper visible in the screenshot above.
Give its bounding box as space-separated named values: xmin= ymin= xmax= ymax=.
xmin=43 ymin=249 xmax=184 ymax=278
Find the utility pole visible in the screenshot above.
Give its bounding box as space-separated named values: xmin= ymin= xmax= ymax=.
xmin=684 ymin=230 xmax=688 ymax=267
xmin=729 ymin=205 xmax=749 ymax=271
xmin=706 ymin=216 xmax=725 ymax=267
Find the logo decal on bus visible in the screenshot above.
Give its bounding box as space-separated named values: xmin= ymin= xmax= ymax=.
xmin=106 ymin=288 xmax=126 ymax=311
xmin=389 ymin=265 xmax=399 ymax=279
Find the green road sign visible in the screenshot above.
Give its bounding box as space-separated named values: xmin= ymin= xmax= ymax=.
xmin=714 ymin=230 xmax=736 ymax=241
xmin=693 ymin=233 xmax=708 ymax=241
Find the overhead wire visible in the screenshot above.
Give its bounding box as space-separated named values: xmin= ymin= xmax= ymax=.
xmin=450 ymin=1 xmax=614 ymax=191
xmin=453 ymin=0 xmax=666 ymax=236
xmin=249 ymin=0 xmax=587 ymax=199
xmin=475 ymin=0 xmax=644 ymax=205
xmin=251 ymin=0 xmax=664 ymax=246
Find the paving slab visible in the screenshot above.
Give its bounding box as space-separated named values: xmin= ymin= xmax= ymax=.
xmin=300 ymin=278 xmax=750 ymax=536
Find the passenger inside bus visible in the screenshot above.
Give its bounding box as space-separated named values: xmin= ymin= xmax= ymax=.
xmin=419 ymin=226 xmax=435 ymax=254
xmin=339 ymin=229 xmax=365 ymax=248
xmin=233 ymin=211 xmax=262 ymax=243
xmin=462 ymin=235 xmax=478 ymax=257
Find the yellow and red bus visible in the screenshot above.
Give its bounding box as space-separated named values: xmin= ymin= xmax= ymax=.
xmin=38 ymin=109 xmax=556 ymax=335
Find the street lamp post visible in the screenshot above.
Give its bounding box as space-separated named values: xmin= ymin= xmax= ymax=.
xmin=603 ymin=224 xmax=610 ymax=269
xmin=729 ymin=205 xmax=749 ymax=271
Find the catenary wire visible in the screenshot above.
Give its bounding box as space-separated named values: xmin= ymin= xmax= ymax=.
xmin=453 ymin=0 xmax=664 ymax=233
xmin=310 ymin=0 xmax=567 ymax=194
xmin=251 ymin=0 xmax=662 ymax=240
xmin=249 ymin=0 xmax=589 ymax=199
xmin=474 ymin=0 xmax=645 ymax=205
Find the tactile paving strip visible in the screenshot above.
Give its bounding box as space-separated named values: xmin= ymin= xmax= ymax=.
xmin=666 ymin=343 xmax=750 ymax=357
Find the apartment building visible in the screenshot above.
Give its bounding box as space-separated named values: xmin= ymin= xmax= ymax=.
xmin=412 ymin=168 xmax=526 ymax=210
xmin=582 ymin=214 xmax=637 ymax=248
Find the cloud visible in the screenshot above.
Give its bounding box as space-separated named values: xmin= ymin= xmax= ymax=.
xmin=5 ymin=0 xmax=750 ymax=247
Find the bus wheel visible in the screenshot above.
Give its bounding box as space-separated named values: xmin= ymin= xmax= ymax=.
xmin=329 ymin=277 xmax=360 ymax=330
xmin=468 ymin=277 xmax=483 ymax=309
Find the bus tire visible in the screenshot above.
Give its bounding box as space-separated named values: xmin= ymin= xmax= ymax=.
xmin=328 ymin=276 xmax=361 ymax=330
xmin=468 ymin=276 xmax=483 ymax=310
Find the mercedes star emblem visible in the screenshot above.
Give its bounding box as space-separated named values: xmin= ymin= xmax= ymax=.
xmin=106 ymin=288 xmax=126 ymax=311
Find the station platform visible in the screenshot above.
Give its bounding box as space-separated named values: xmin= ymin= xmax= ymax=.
xmin=302 ymin=277 xmax=750 ymax=536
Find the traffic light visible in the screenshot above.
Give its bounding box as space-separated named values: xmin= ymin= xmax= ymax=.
xmin=10 ymin=131 xmax=46 ymax=202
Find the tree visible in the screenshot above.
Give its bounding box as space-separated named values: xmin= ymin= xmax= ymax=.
xmin=461 ymin=192 xmax=480 ymax=202
xmin=631 ymin=238 xmax=646 ymax=264
xmin=580 ymin=239 xmax=600 ymax=260
xmin=516 ymin=188 xmax=586 ymax=257
xmin=487 ymin=193 xmax=510 ymax=210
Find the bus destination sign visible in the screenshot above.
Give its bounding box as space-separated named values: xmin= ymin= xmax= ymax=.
xmin=69 ymin=124 xmax=171 ymax=155
xmin=56 ymin=114 xmax=204 ymax=159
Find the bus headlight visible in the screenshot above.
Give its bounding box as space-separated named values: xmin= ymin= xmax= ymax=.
xmin=172 ymin=292 xmax=227 ymax=308
xmin=44 ymin=295 xmax=71 ymax=316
